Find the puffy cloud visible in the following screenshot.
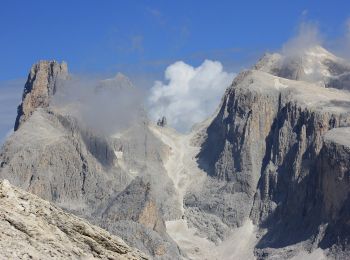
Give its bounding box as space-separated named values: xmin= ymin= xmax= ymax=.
xmin=148 ymin=60 xmax=235 ymax=132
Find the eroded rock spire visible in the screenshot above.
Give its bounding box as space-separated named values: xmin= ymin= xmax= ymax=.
xmin=14 ymin=60 xmax=68 ymax=131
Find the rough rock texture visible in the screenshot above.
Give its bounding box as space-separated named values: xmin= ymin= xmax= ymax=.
xmin=3 ymin=48 xmax=350 ymax=259
xmin=255 ymin=45 xmax=350 ymax=90
xmin=14 ymin=60 xmax=68 ymax=131
xmin=317 ymin=128 xmax=350 ymax=254
xmin=102 ymin=177 xmax=166 ymax=234
xmin=112 ymin=123 xmax=182 ymax=221
xmin=191 ymin=53 xmax=350 ymax=258
xmin=0 ymin=179 xmax=147 ymax=260
xmin=157 ymin=117 xmax=167 ymax=127
xmin=1 ymin=109 xmax=127 ymax=213
xmin=0 ymin=61 xmax=182 ymax=259
xmin=98 ymin=178 xmax=183 ymax=258
xmin=0 ymin=109 xmax=182 ymax=259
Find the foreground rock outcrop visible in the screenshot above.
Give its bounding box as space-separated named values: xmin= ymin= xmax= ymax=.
xmin=0 ymin=179 xmax=147 ymax=259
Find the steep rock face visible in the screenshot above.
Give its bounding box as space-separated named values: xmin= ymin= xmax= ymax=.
xmin=0 ymin=179 xmax=148 ymax=260
xmin=0 ymin=109 xmax=182 ymax=259
xmin=317 ymin=128 xmax=350 ymax=253
xmin=194 ymin=67 xmax=350 ymax=254
xmin=112 ymin=124 xmax=182 ymax=221
xmin=14 ymin=60 xmax=68 ymax=131
xmin=102 ymin=177 xmax=166 ymax=234
xmin=98 ymin=177 xmax=182 ymax=259
xmin=198 ymin=71 xmax=279 ymax=192
xmin=0 ymin=61 xmax=182 ymax=259
xmin=251 ymin=100 xmax=350 ymax=250
xmin=0 ymin=109 xmax=127 ymax=212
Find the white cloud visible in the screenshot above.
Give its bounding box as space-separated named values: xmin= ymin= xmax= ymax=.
xmin=148 ymin=60 xmax=235 ymax=132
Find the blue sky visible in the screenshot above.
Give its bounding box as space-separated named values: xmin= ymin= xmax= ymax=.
xmin=1 ymin=1 xmax=350 ymax=81
xmin=1 ymin=1 xmax=350 ymax=140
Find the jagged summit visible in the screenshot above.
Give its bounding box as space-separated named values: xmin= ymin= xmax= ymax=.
xmin=1 ymin=61 xmax=183 ymax=259
xmin=14 ymin=60 xmax=68 ymax=131
xmin=2 ymin=52 xmax=350 ymax=259
xmin=97 ymin=72 xmax=134 ymax=91
xmin=254 ymin=45 xmax=350 ymax=89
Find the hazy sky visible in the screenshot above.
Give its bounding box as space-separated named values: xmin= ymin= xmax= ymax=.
xmin=1 ymin=1 xmax=350 ymax=139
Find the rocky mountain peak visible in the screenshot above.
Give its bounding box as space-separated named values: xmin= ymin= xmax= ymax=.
xmin=254 ymin=45 xmax=350 ymax=89
xmin=97 ymin=72 xmax=134 ymax=91
xmin=14 ymin=60 xmax=68 ymax=131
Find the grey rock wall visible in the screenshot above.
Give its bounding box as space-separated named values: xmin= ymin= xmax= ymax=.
xmin=193 ymin=67 xmax=350 ymax=257
xmin=14 ymin=60 xmax=68 ymax=131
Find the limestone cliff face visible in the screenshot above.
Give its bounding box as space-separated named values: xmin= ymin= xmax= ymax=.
xmin=0 ymin=61 xmax=182 ymax=259
xmin=0 ymin=179 xmax=148 ymax=260
xmin=102 ymin=177 xmax=166 ymax=234
xmin=1 ymin=109 xmax=123 ymax=209
xmin=194 ymin=66 xmax=350 ymax=253
xmin=198 ymin=71 xmax=280 ymax=195
xmin=317 ymin=128 xmax=350 ymax=253
xmin=3 ymin=51 xmax=350 ymax=258
xmin=14 ymin=60 xmax=68 ymax=131
xmin=98 ymin=178 xmax=182 ymax=258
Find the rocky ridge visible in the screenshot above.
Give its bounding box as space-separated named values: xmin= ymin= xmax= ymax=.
xmin=1 ymin=46 xmax=350 ymax=259
xmin=0 ymin=62 xmax=182 ymax=259
xmin=0 ymin=179 xmax=147 ymax=260
xmin=255 ymin=45 xmax=350 ymax=90
xmin=189 ymin=47 xmax=350 ymax=258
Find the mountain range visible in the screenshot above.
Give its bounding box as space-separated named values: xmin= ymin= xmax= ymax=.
xmin=0 ymin=46 xmax=350 ymax=259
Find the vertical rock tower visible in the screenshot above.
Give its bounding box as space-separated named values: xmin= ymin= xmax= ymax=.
xmin=14 ymin=60 xmax=68 ymax=131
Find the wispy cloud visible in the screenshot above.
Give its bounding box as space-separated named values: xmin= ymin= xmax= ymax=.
xmin=53 ymin=74 xmax=144 ymax=136
xmin=282 ymin=20 xmax=323 ymax=56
